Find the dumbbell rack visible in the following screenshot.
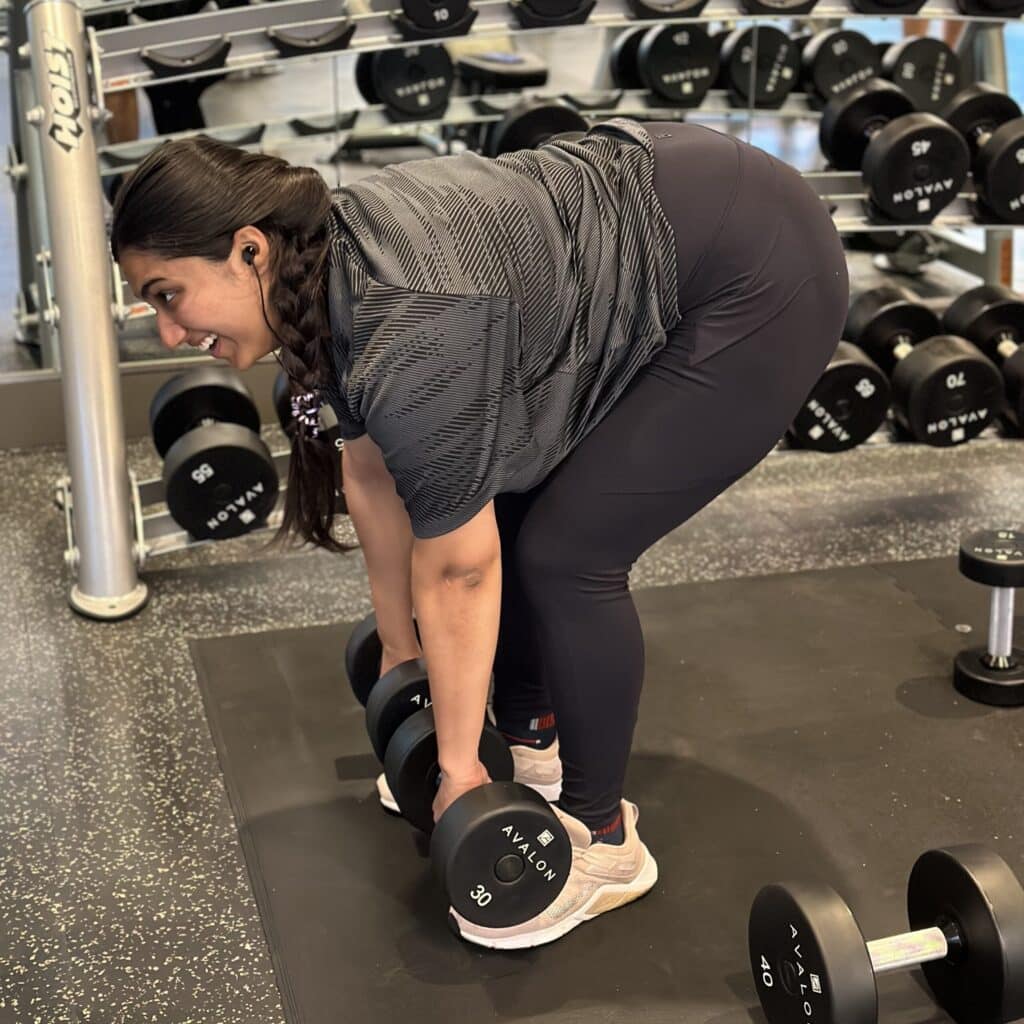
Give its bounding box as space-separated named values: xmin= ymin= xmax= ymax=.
xmin=5 ymin=0 xmax=1018 ymax=618
xmin=53 ymin=448 xmax=294 ymax=573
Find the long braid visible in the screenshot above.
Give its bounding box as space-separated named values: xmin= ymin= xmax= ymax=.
xmin=269 ymin=223 xmax=351 ymax=553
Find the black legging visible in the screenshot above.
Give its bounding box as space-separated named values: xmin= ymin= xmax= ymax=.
xmin=490 ymin=123 xmax=849 ymax=830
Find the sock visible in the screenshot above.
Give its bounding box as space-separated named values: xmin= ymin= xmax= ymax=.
xmin=495 ymin=711 xmax=557 ymax=750
xmin=559 ymin=804 xmax=625 ymax=846
xmin=588 ymin=811 xmax=625 ymax=846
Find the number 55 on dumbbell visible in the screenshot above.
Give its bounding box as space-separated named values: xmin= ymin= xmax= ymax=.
xmin=145 ymin=368 xmax=281 ymax=542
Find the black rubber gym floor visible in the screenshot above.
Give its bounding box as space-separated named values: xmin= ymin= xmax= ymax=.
xmin=191 ymin=555 xmax=1023 ymax=1024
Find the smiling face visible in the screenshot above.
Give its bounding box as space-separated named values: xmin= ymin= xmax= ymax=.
xmin=119 ymin=231 xmax=283 ymax=371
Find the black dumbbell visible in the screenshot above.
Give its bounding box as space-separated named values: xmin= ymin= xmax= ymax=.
xmin=609 ymin=23 xmax=719 ymax=108
xmin=718 ymin=26 xmax=800 ymax=109
xmin=609 ymin=27 xmax=648 ymax=91
xmin=149 ymin=368 xmax=279 ymax=540
xmin=383 ymin=706 xmax=574 ymax=930
xmin=820 ymin=81 xmax=970 ymax=224
xmin=799 ymin=29 xmax=879 ymax=110
xmin=787 ymin=341 xmax=891 ymax=452
xmin=344 ymin=611 xmax=422 ymax=707
xmin=879 ymin=37 xmax=962 ymax=115
xmin=483 ymin=97 xmax=588 ymax=157
xmin=954 ymin=528 xmax=1024 ymax=707
xmin=354 ymin=45 xmax=454 ymax=123
xmin=942 ymin=284 xmax=1024 ymax=433
xmin=384 ymin=706 xmax=515 ymax=835
xmin=365 ymin=659 xmax=431 ymax=762
xmin=845 ymin=285 xmax=1004 ymax=446
xmin=449 ymin=51 xmax=551 ymax=151
xmin=750 ymin=844 xmax=1024 ymax=1024
xmin=944 ymin=83 xmax=1024 ymax=225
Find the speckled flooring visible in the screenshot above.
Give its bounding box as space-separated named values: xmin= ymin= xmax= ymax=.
xmin=0 ymin=416 xmax=1022 ymax=1022
xmin=2 ymin=18 xmax=1024 ymax=1020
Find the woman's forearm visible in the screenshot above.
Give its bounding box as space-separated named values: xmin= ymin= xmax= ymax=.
xmin=411 ymin=556 xmax=502 ymax=777
xmin=343 ymin=471 xmax=420 ymax=656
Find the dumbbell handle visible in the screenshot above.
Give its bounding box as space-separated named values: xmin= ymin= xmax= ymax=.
xmin=866 ymin=922 xmax=961 ymax=974
xmin=987 ymin=586 xmax=1016 ymax=663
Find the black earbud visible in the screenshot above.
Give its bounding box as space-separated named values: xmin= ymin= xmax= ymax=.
xmin=243 ymin=245 xmax=257 ymax=265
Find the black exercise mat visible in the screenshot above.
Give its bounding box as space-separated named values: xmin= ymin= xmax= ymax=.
xmin=190 ymin=558 xmax=1024 ymax=1024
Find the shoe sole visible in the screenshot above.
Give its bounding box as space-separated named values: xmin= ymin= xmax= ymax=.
xmin=450 ymin=842 xmax=659 ymax=950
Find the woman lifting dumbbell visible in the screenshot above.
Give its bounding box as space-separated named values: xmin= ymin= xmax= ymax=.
xmin=112 ymin=116 xmax=848 ymax=949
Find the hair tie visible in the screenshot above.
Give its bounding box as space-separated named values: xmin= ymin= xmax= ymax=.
xmin=291 ymin=388 xmax=324 ymax=440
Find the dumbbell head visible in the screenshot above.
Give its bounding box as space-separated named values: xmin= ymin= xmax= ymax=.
xmin=635 ymin=24 xmax=720 ymax=107
xmin=880 ymin=37 xmax=962 ymax=114
xmin=354 ymin=45 xmax=454 ymax=122
xmin=891 ymin=335 xmax=1003 ymax=446
xmin=382 ymin=706 xmax=514 ymax=833
xmin=484 ymin=98 xmax=588 ymax=157
xmin=345 ymin=612 xmax=384 ymax=707
xmin=847 ymin=287 xmax=1003 ymax=445
xmin=787 ymin=341 xmax=891 ymax=452
xmin=955 ymin=528 xmax=1024 ymax=705
xmin=821 ymin=81 xmax=970 ymax=222
xmin=344 ymin=611 xmax=422 ymax=707
xmin=749 ymin=844 xmax=1024 ymax=1024
xmin=908 ymin=845 xmax=1024 ymax=1021
xmin=150 ymin=369 xmax=278 ymax=539
xmin=431 ymin=779 xmax=573 ymax=929
xmin=942 ymin=284 xmax=1024 ymax=431
xmin=365 ymin=660 xmax=430 ymax=762
xmin=150 ymin=367 xmax=260 ymax=459
xmin=944 ymin=84 xmax=1024 ymax=225
xmin=719 ymin=26 xmax=801 ymax=108
xmin=800 ymin=29 xmax=879 ymax=107
xmin=846 ymin=285 xmax=939 ymax=371
xmin=820 ymin=79 xmax=915 ymax=170
xmin=609 ymin=27 xmax=647 ymax=90
xmin=959 ymin=527 xmax=1024 ymax=589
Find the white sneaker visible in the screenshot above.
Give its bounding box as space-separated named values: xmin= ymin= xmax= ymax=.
xmin=449 ymin=800 xmax=658 ymax=950
xmin=376 ymin=737 xmax=563 ymax=813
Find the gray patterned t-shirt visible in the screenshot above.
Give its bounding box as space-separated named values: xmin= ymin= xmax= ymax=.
xmin=322 ymin=117 xmax=679 ymax=539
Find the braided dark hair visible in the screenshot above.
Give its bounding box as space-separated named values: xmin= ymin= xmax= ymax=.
xmin=110 ymin=135 xmax=354 ymax=553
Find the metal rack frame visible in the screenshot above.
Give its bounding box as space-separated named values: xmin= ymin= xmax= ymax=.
xmin=6 ymin=0 xmax=1017 ymax=618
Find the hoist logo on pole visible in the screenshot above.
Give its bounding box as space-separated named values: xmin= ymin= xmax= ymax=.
xmin=43 ymin=30 xmax=84 ymax=153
